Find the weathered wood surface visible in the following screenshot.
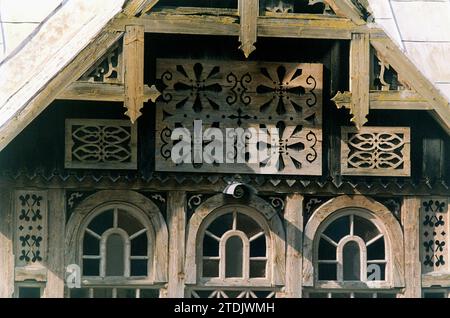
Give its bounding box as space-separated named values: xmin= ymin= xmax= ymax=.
xmin=124 ymin=25 xmax=145 ymax=123
xmin=0 ymin=188 xmax=13 ymax=298
xmin=284 ymin=194 xmax=303 ymax=298
xmin=167 ymin=191 xmax=186 ymax=297
xmin=238 ymin=0 xmax=258 ymax=58
xmin=401 ymin=197 xmax=421 ymax=298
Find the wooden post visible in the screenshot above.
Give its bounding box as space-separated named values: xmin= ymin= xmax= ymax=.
xmin=284 ymin=194 xmax=303 ymax=298
xmin=167 ymin=191 xmax=186 ymax=298
xmin=349 ymin=32 xmax=370 ymax=129
xmin=42 ymin=189 xmax=65 ymax=298
xmin=124 ymin=25 xmax=145 ymax=123
xmin=401 ymin=197 xmax=421 ymax=298
xmin=238 ymin=0 xmax=258 ymax=58
xmin=0 ymin=188 xmax=14 ymax=298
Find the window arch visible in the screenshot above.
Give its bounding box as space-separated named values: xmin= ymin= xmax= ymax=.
xmin=303 ymin=195 xmax=405 ymax=292
xmin=317 ymin=211 xmax=386 ymax=282
xmin=201 ymin=209 xmax=268 ymax=280
xmin=185 ymin=194 xmax=285 ymax=298
xmin=65 ymin=190 xmax=169 ymax=298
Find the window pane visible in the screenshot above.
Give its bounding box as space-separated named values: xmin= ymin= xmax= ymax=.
xmin=83 ymin=258 xmax=99 ymax=276
xmin=354 ymin=215 xmax=379 ymax=242
xmin=323 ymin=216 xmax=350 ymax=242
xmin=203 ymin=259 xmax=219 ymax=277
xmin=88 ymin=209 xmax=113 ymax=235
xmin=118 ymin=211 xmax=144 ymax=236
xmin=331 ymin=293 xmax=351 ymax=298
xmin=377 ymin=293 xmax=396 ymax=298
xmin=69 ymin=288 xmax=90 ymax=298
xmin=207 ymin=213 xmax=233 ymax=237
xmin=354 ymin=293 xmax=374 ymax=298
xmin=367 ymin=263 xmax=385 ymax=281
xmin=203 ymin=234 xmax=219 ymax=257
xmin=131 ymin=232 xmax=148 ymax=256
xmin=318 ymin=238 xmax=336 ymax=260
xmin=318 ymin=263 xmax=337 ymax=280
xmin=83 ymin=232 xmax=100 ymax=255
xmin=225 ymin=236 xmax=244 ymax=278
xmin=93 ymin=288 xmax=113 ymax=298
xmin=236 ymin=213 xmax=261 ymax=237
xmin=140 ymin=289 xmax=160 ymax=298
xmin=249 ymin=260 xmax=266 ymax=278
xmin=308 ymin=293 xmax=328 ymax=298
xmin=106 ymin=233 xmax=125 ymax=276
xmin=18 ymin=287 xmax=40 ymax=298
xmin=130 ymin=259 xmax=148 ymax=276
xmin=343 ymin=241 xmax=361 ymax=281
xmin=250 ymin=234 xmax=266 ymax=257
xmin=117 ymin=289 xmax=136 ymax=298
xmin=367 ymin=237 xmax=385 ymax=260
xmin=423 ymin=292 xmax=446 ymax=299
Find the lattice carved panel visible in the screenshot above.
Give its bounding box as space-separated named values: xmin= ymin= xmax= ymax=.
xmin=15 ymin=191 xmax=47 ymax=266
xmin=65 ymin=119 xmax=137 ymax=170
xmin=421 ymin=198 xmax=449 ymax=274
xmin=340 ymin=127 xmax=410 ymax=176
xmin=78 ymin=41 xmax=123 ymax=84
xmin=156 ymin=59 xmax=323 ymax=175
xmin=190 ymin=289 xmax=276 ymax=298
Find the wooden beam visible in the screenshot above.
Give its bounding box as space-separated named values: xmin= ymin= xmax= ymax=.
xmin=42 ymin=189 xmax=65 ymax=298
xmin=327 ymin=0 xmax=366 ymax=25
xmin=124 ymin=25 xmax=145 ymax=123
xmin=0 ymin=188 xmax=13 ymax=298
xmin=238 ymin=0 xmax=258 ymax=58
xmin=167 ymin=191 xmax=186 ymax=298
xmin=108 ymin=10 xmax=366 ymax=40
xmin=122 ymin=0 xmax=159 ymax=16
xmin=401 ymin=197 xmax=422 ymax=298
xmin=371 ymin=38 xmax=450 ymax=134
xmin=348 ymin=33 xmax=370 ymax=129
xmin=284 ymin=194 xmax=304 ymax=298
xmin=332 ymin=90 xmax=431 ymax=111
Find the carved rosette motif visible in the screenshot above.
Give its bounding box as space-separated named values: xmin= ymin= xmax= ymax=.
xmin=341 ymin=127 xmax=411 ymax=176
xmin=15 ymin=191 xmax=47 ymax=265
xmin=421 ymin=198 xmax=449 ymax=274
xmin=155 ymin=59 xmax=323 ymax=175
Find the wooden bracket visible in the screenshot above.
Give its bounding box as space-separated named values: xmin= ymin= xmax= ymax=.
xmin=238 ymin=0 xmax=258 ymax=58
xmin=124 ymin=25 xmax=160 ymax=123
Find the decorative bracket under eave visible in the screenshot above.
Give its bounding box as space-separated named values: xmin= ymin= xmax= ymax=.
xmin=123 ymin=25 xmax=160 ymax=123
xmin=238 ymin=0 xmax=258 ymax=58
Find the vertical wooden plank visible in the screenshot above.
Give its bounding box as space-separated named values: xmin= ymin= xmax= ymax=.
xmin=401 ymin=197 xmax=421 ymax=298
xmin=238 ymin=0 xmax=258 ymax=58
xmin=124 ymin=25 xmax=145 ymax=123
xmin=42 ymin=189 xmax=65 ymax=298
xmin=0 ymin=187 xmax=14 ymax=298
xmin=349 ymin=33 xmax=370 ymax=129
xmin=167 ymin=191 xmax=186 ymax=298
xmin=284 ymin=194 xmax=303 ymax=298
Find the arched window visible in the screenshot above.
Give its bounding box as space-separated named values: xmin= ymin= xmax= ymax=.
xmin=201 ymin=209 xmax=268 ymax=280
xmin=81 ymin=205 xmax=151 ymax=278
xmin=185 ymin=195 xmax=286 ymax=298
xmin=65 ymin=191 xmax=169 ymax=298
xmin=317 ymin=213 xmax=386 ymax=282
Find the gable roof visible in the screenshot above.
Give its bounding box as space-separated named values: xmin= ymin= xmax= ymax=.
xmin=0 ymin=0 xmax=449 ymax=152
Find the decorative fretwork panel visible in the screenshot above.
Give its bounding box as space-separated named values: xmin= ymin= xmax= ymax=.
xmin=78 ymin=41 xmax=123 ymax=83
xmin=262 ymin=0 xmax=332 ymax=15
xmin=340 ymin=127 xmax=410 ymax=176
xmin=15 ymin=191 xmax=47 ymax=266
xmin=156 ymin=59 xmax=323 ymax=175
xmin=190 ymin=289 xmax=276 ymax=298
xmin=65 ymin=119 xmax=137 ymax=170
xmin=371 ymin=51 xmax=408 ymax=91
xmin=421 ymin=198 xmax=449 ymax=274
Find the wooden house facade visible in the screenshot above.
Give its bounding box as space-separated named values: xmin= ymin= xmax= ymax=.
xmin=0 ymin=0 xmax=449 ymax=298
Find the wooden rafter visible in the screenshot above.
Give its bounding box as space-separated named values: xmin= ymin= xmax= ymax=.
xmin=122 ymin=0 xmax=159 ymax=16
xmin=326 ymin=0 xmax=366 ymax=25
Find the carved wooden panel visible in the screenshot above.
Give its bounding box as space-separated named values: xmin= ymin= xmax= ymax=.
xmin=15 ymin=191 xmax=47 ymax=266
xmin=78 ymin=41 xmax=123 ymax=84
xmin=340 ymin=127 xmax=410 ymax=176
xmin=421 ymin=198 xmax=449 ymax=274
xmin=155 ymin=59 xmax=323 ymax=175
xmin=65 ymin=119 xmax=137 ymax=170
